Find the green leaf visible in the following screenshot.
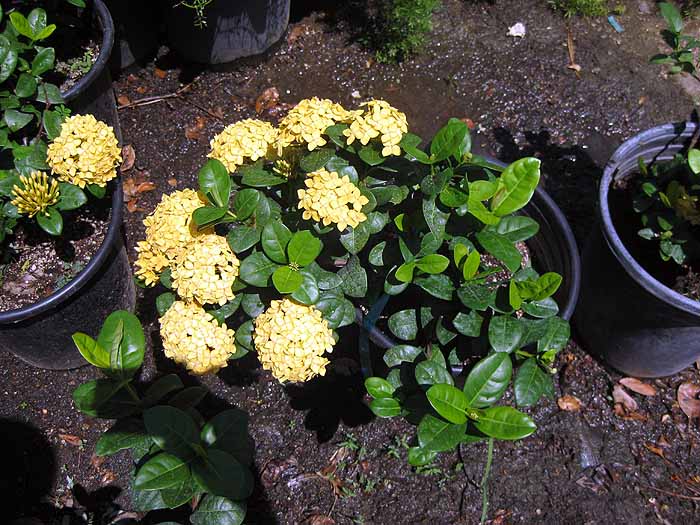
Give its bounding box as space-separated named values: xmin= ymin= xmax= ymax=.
xmin=35 ymin=83 xmax=63 ymax=104
xmin=4 ymin=110 xmax=33 ymax=132
xmin=15 ymin=73 xmax=37 ymax=98
xmin=423 ymin=198 xmax=449 ymax=240
xmin=201 ymin=408 xmax=251 ymax=465
xmin=299 ymin=148 xmax=335 ymax=172
xmin=239 ymin=252 xmax=279 ymax=287
xmin=408 ymin=446 xmax=438 ymax=466
xmin=440 ymin=186 xmax=469 ymax=208
xmin=72 ymin=379 xmax=138 ymax=418
xmin=369 ymin=241 xmax=386 ymax=266
xmin=156 ymin=292 xmax=176 ymax=316
xmin=452 ymin=311 xmax=483 ymax=337
xmin=521 ymin=297 xmax=559 ymax=318
xmin=98 ymin=311 xmax=145 ymax=379
xmin=10 ymin=12 xmax=34 ymax=39
xmin=340 ymin=221 xmax=370 ymax=254
xmin=463 ymin=353 xmax=512 ymax=408
xmin=660 ymin=1 xmax=683 ymax=33
xmin=290 ymin=268 xmax=320 ymax=305
xmin=239 ymin=166 xmax=286 ymax=187
xmin=414 ymin=274 xmax=455 ymax=300
xmin=369 ymin=397 xmax=402 ymax=417
xmin=514 ymin=358 xmax=551 ymax=407
xmin=430 ymin=118 xmax=468 ymax=162
xmin=233 ymin=189 xmax=259 ymax=220
xmin=491 ymin=158 xmax=541 ymax=217
xmin=426 ymin=384 xmax=468 ymax=424
xmin=161 ymin=475 xmax=195 ymax=509
xmin=198 ymin=159 xmax=231 ymax=207
xmin=261 ymin=220 xmax=291 ymax=264
xmin=170 ymin=387 xmax=208 ymax=410
xmin=56 ymin=183 xmax=87 ymax=211
xmin=143 ymin=374 xmax=184 ymax=406
xmin=144 ymin=406 xmax=199 ymax=459
xmin=689 ymin=149 xmax=700 ymax=175
xmin=227 ymin=225 xmax=260 ymax=254
xmin=421 ymin=167 xmax=452 ymax=196
xmin=384 ymin=344 xmax=423 ymax=367
xmin=462 ymin=250 xmax=480 ymax=280
xmin=415 ymin=349 xmax=453 ymax=386
xmin=0 ymin=47 xmax=18 ymax=83
xmin=416 ymin=254 xmax=449 ymax=274
xmin=134 ymin=453 xmax=189 ymax=491
xmin=31 ymin=47 xmax=54 ymax=76
xmin=192 ymin=449 xmax=253 ymax=500
xmin=272 ymin=265 xmax=303 ymax=294
xmin=72 ymin=332 xmax=110 ymax=369
xmin=474 ymin=406 xmax=536 ymax=440
xmin=401 ymin=133 xmax=431 ymax=163
xmin=190 ymin=495 xmax=247 ymax=525
xmin=457 ymin=283 xmax=496 ymax=311
xmin=193 ymin=206 xmax=227 ymax=228
xmin=27 ymin=8 xmax=47 ymax=36
xmin=287 ymin=230 xmax=322 ymax=266
xmin=517 ymin=272 xmax=562 ymax=301
xmin=315 ymin=291 xmax=355 ymax=329
xmin=395 ymin=261 xmax=416 ymax=283
xmin=475 ymin=231 xmax=521 ymax=273
xmin=305 ymin=261 xmax=342 ymax=290
xmin=538 ymin=317 xmax=570 ymax=354
xmin=488 ymin=316 xmax=523 ymax=353
xmin=366 ymin=211 xmax=389 ymax=234
xmin=358 ymin=144 xmax=385 ymax=166
xmin=418 ymin=415 xmax=466 ymax=453
xmin=339 ymin=255 xmax=367 ymax=297
xmin=95 ymin=419 xmax=146 ymax=456
xmin=87 ymin=183 xmax=106 ymax=199
xmin=388 ymin=309 xmax=417 ymax=341
xmin=365 ymin=377 xmax=396 ymax=399
xmin=468 ymin=195 xmax=501 ymax=225
xmin=490 ymin=216 xmax=540 ymax=242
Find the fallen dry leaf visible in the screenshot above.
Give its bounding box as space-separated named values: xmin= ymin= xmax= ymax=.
xmin=620 ymin=377 xmax=657 ymax=396
xmin=255 ymin=86 xmax=280 ymax=115
xmin=126 ymin=74 xmax=139 ymax=83
xmin=185 ymin=116 xmax=207 ymax=140
xmin=101 ymin=470 xmax=116 ymax=483
xmin=136 ymin=85 xmax=147 ymax=94
xmin=287 ymin=25 xmax=307 ymax=45
xmin=167 ymin=178 xmax=178 ymax=187
xmin=678 ymin=382 xmax=700 ymax=419
xmin=58 ymin=433 xmax=83 ymax=446
xmin=154 ymin=68 xmax=167 ymax=79
xmin=120 ymin=145 xmax=136 ymax=172
xmin=123 ymin=173 xmax=156 ymax=213
xmin=90 ymin=454 xmax=106 ymax=470
xmin=304 ymin=516 xmax=335 ymax=525
xmin=614 ymin=403 xmax=647 ymax=421
xmin=644 ymin=442 xmax=666 ymax=459
xmin=117 ymin=94 xmax=130 ymax=106
xmin=558 ymin=394 xmax=582 ymax=412
xmin=261 ymin=458 xmax=297 ymax=487
xmin=613 ymin=385 xmax=638 ymax=411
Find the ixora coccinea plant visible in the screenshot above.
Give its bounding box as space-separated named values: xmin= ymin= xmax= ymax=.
xmin=71 ymin=311 xmax=253 ymax=523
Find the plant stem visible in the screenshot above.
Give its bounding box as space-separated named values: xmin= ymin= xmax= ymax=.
xmin=125 ymin=383 xmax=141 ymax=404
xmin=479 ymin=438 xmax=494 ymax=525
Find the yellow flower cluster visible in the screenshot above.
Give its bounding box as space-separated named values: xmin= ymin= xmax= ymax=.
xmin=171 ymin=234 xmax=240 ymax=306
xmin=343 ymin=99 xmax=408 ymax=157
xmin=277 ymin=97 xmax=357 ymax=152
xmin=160 ymin=300 xmax=235 ymax=375
xmin=134 ymin=189 xmax=206 ymax=286
xmin=298 ymin=168 xmax=369 ymax=231
xmin=47 ymin=114 xmax=122 ymax=188
xmin=253 ymin=298 xmax=335 ymax=382
xmin=208 ymin=119 xmax=278 ymax=172
xmin=11 ymin=171 xmax=59 ymax=217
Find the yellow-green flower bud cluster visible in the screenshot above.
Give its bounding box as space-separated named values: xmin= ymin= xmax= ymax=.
xmin=171 ymin=234 xmax=240 ymax=306
xmin=277 ymin=97 xmax=357 ymax=152
xmin=11 ymin=171 xmax=59 ymax=217
xmin=253 ymin=298 xmax=335 ymax=382
xmin=47 ymin=114 xmax=122 ymax=188
xmin=297 ymin=168 xmax=369 ymax=231
xmin=208 ymin=119 xmax=278 ymax=173
xmin=343 ymin=99 xmax=408 ymax=157
xmin=160 ymin=300 xmax=235 ymax=375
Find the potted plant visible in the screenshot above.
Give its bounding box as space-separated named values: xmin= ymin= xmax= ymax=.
xmin=577 ymin=122 xmax=700 ymax=377
xmin=0 ymin=1 xmax=133 ymax=370
xmin=165 ymin=0 xmax=291 ymax=64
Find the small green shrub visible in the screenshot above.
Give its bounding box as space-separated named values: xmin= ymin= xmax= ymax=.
xmin=548 ymin=0 xmax=609 ymax=17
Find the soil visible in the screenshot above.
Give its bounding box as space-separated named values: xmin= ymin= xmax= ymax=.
xmin=0 ymin=199 xmax=110 ymax=313
xmin=3 ymin=0 xmax=700 ymax=524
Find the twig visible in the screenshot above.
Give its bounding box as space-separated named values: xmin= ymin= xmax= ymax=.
xmin=480 ymin=438 xmax=495 ymax=525
xmin=117 ymin=82 xmax=194 ymax=109
xmin=566 ymin=23 xmax=582 ymax=79
xmin=639 ymin=483 xmax=700 ymax=501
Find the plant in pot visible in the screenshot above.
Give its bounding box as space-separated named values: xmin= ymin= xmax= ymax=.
xmin=71 ymin=310 xmax=253 ymax=523
xmin=577 ymin=122 xmax=700 ymax=377
xmin=0 ymin=2 xmax=132 ymax=370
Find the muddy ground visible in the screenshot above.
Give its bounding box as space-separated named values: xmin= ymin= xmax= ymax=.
xmin=2 ymin=0 xmax=700 ymax=523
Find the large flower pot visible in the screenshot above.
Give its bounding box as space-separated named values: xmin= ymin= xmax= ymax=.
xmin=0 ymin=0 xmax=135 ymax=370
xmin=575 ymin=122 xmax=700 ymax=378
xmin=166 ymin=0 xmax=290 ymax=65
xmin=105 ymin=0 xmax=160 ymax=69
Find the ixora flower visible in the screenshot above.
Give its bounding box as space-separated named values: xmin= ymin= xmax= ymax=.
xmin=160 ymin=300 xmax=235 ymax=375
xmin=277 ymin=97 xmax=357 ymax=153
xmin=171 ymin=233 xmax=240 ymax=306
xmin=134 ymin=189 xmax=206 ymax=286
xmin=208 ymin=119 xmax=278 ymax=173
xmin=253 ymin=298 xmax=335 ymax=382
xmin=47 ymin=114 xmax=122 ymax=188
xmin=11 ymin=171 xmax=59 ymax=217
xmin=297 ymin=168 xmax=369 ymax=231
xmin=343 ymin=99 xmax=408 ymax=157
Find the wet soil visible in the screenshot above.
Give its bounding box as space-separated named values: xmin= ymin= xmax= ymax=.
xmin=2 ymin=0 xmax=700 ymax=523
xmin=0 ymin=200 xmax=110 ymax=312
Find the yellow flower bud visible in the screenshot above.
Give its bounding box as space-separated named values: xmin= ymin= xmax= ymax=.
xmin=11 ymin=171 xmax=59 ymax=217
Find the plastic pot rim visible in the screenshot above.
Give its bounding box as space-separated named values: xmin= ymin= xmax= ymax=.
xmin=0 ymin=0 xmax=121 ymax=325
xmin=599 ymin=122 xmax=700 ymax=318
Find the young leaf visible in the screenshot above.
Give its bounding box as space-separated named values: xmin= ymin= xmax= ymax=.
xmin=261 ymin=220 xmax=292 ymax=264
xmin=272 ymin=266 xmax=303 ymax=294
xmin=463 ymin=353 xmax=512 ymax=408
xmin=426 ymin=384 xmax=469 ymax=424
xmin=473 ymin=406 xmax=536 ymax=440
xmin=365 ymin=377 xmax=396 ymax=399
xmin=72 ymin=333 xmax=110 ymax=369
xmin=287 ymin=230 xmax=322 ymax=266
xmin=416 ymin=254 xmax=449 ymax=274
xmin=491 ymin=158 xmax=541 ymax=217
xmin=462 ymin=250 xmax=480 ymax=280
xmin=659 ymin=2 xmax=683 ymax=34
xmin=369 ymin=397 xmax=402 ymax=417
xmin=198 ymin=159 xmax=231 ymax=207
xmin=98 ymin=311 xmax=145 ymax=379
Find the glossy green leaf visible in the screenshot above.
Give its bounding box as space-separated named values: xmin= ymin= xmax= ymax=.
xmin=340 ymin=221 xmax=370 ymax=254
xmin=490 ymin=215 xmax=540 ymax=242
xmin=261 ymin=220 xmax=291 ymax=264
xmin=457 ymin=282 xmax=496 ymax=311
xmin=369 ymin=241 xmax=386 ymax=266
xmin=287 ymin=230 xmax=322 ymax=266
xmin=408 ymin=446 xmax=438 ymax=466
xmin=144 ymin=406 xmax=199 ymax=459
xmin=491 ymin=158 xmax=541 ymax=217
xmin=538 ymin=317 xmax=570 ymax=354
xmin=384 ymin=344 xmax=423 ymax=367
xmin=521 ymin=297 xmax=559 ymax=318
xmin=190 ymin=495 xmax=246 ymax=525
xmin=388 ymin=309 xmax=417 ymax=341
xmin=430 ymin=118 xmax=468 ymax=162
xmin=365 ymin=377 xmax=396 ymax=399
xmin=72 ymin=332 xmax=110 ymax=369
xmin=95 ymin=418 xmax=147 ymax=456
xmin=514 ymin=358 xmax=551 ymax=407
xmin=452 ymin=311 xmax=483 ymax=337
xmin=416 ymin=254 xmax=449 ymax=274
xmin=423 ymin=198 xmax=449 ymax=240
xmin=689 ymin=149 xmax=700 ymax=175
xmin=414 ymin=274 xmax=455 ymax=300
xmin=31 ymin=47 xmax=54 ymax=76
xmin=418 ymin=414 xmax=466 ymax=452
xmin=462 ymin=250 xmax=480 ymax=280
xmin=233 ymin=189 xmax=260 ymax=220
xmin=192 ymin=449 xmax=254 ymax=500
xmin=56 ymin=183 xmax=87 ymax=211
xmin=272 ymin=266 xmax=303 ymax=294
xmin=475 ymin=231 xmax=521 ymax=273
xmin=239 ymin=252 xmax=278 ymax=287
xmin=4 ymin=110 xmax=33 ymax=132
xmin=488 ymin=315 xmax=523 ymax=353
xmin=369 ymin=397 xmax=402 ymax=417
xmin=35 ymin=83 xmax=63 ymax=104
xmin=299 ymin=148 xmax=334 ymax=172
xmin=474 ymin=406 xmax=536 ymax=440
xmin=239 ymin=167 xmax=286 ymax=187
xmin=143 ymin=374 xmax=184 ymax=406
xmin=98 ymin=311 xmax=145 ymax=379
xmin=15 ymin=73 xmax=37 ymax=98
xmin=201 ymin=408 xmax=250 ymax=464
xmin=463 ymin=353 xmax=512 ymax=408
xmin=227 ymin=225 xmax=260 ymax=254
xmin=426 ymin=384 xmax=468 ymax=424
xmin=358 ymin=144 xmax=385 ymax=166
xmin=36 ymin=207 xmax=63 ymax=236
xmin=134 ymin=453 xmax=189 ymax=491
xmin=161 ymin=475 xmax=194 ymax=509
xmin=72 ymin=379 xmax=138 ymax=418
xmin=415 ymin=349 xmax=453 ymax=386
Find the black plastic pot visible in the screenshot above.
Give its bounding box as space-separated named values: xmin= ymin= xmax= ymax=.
xmin=63 ymin=0 xmax=119 ymax=129
xmin=0 ymin=0 xmax=135 ymax=370
xmin=575 ymin=122 xmax=700 ymax=378
xmin=166 ymin=0 xmax=290 ymax=65
xmin=357 ymin=162 xmax=582 ymax=375
xmin=105 ymin=0 xmax=160 ymax=69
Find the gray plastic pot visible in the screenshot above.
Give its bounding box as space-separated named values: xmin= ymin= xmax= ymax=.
xmin=0 ymin=0 xmax=135 ymax=370
xmin=166 ymin=0 xmax=290 ymax=64
xmin=575 ymin=122 xmax=700 ymax=377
